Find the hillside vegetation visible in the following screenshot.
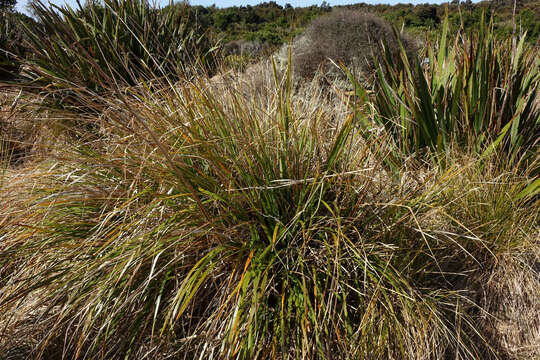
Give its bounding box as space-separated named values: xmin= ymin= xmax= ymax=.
xmin=0 ymin=1 xmax=539 ymax=359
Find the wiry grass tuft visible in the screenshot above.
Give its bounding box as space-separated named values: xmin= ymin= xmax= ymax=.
xmin=0 ymin=56 xmax=538 ymax=359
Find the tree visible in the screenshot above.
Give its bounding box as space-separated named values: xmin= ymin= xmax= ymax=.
xmin=0 ymin=0 xmax=16 ymax=12
xmin=213 ymin=8 xmax=240 ymax=31
xmin=320 ymin=1 xmax=331 ymax=11
xmin=416 ymin=5 xmax=440 ymax=26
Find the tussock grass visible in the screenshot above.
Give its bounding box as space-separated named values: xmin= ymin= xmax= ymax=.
xmin=0 ymin=60 xmax=538 ymax=359
xmin=0 ymin=88 xmax=65 ymax=166
xmin=0 ymin=5 xmax=538 ymax=359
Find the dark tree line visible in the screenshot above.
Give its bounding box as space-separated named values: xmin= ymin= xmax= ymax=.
xmin=0 ymin=0 xmax=16 ymax=12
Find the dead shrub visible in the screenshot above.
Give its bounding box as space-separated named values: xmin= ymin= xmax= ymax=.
xmin=294 ymin=10 xmax=418 ymax=82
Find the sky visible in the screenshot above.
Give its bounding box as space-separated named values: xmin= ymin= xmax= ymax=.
xmin=16 ymin=0 xmax=453 ymax=15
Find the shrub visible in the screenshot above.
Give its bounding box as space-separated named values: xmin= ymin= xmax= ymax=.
xmin=293 ymin=10 xmax=417 ymax=81
xmin=222 ymin=40 xmax=270 ymax=71
xmin=224 ymin=39 xmax=266 ymax=57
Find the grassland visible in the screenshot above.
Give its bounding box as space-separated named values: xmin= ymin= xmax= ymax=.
xmin=0 ymin=1 xmax=538 ymax=359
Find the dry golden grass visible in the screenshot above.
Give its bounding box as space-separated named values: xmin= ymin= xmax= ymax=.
xmin=0 ymin=63 xmax=538 ymax=359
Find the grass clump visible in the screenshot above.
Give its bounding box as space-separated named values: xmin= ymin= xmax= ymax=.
xmin=0 ymin=90 xmax=54 ymax=165
xmin=0 ymin=5 xmax=538 ymax=359
xmin=1 ymin=60 xmax=538 ymax=358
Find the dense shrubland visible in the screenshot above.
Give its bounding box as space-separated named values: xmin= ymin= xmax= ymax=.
xmin=3 ymin=0 xmax=539 ymax=79
xmin=168 ymin=0 xmax=540 ymax=47
xmin=0 ymin=1 xmax=538 ymax=360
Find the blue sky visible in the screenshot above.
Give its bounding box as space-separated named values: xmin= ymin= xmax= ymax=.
xmin=17 ymin=0 xmax=452 ymax=14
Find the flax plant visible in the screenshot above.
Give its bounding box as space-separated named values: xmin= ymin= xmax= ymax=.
xmin=19 ymin=0 xmax=217 ymax=106
xmin=353 ymin=12 xmax=540 ymax=162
